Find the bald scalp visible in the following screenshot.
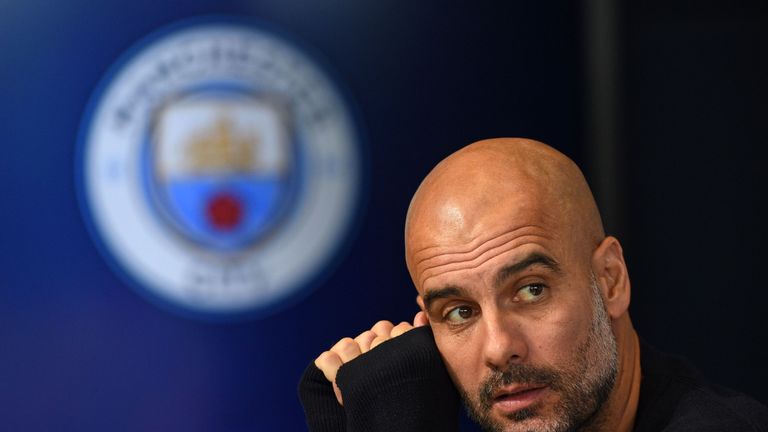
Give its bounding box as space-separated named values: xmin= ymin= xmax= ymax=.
xmin=405 ymin=138 xmax=605 ymax=286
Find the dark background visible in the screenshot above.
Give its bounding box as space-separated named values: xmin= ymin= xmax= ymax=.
xmin=622 ymin=0 xmax=768 ymax=413
xmin=0 ymin=1 xmax=765 ymax=431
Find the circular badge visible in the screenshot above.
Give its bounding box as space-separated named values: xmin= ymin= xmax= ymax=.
xmin=77 ymin=18 xmax=363 ymax=319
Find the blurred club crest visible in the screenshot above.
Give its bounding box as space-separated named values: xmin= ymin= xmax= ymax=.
xmin=77 ymin=19 xmax=363 ymax=319
xmin=148 ymin=96 xmax=295 ymax=250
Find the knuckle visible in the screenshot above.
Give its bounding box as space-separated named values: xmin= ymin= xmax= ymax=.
xmin=370 ymin=335 xmax=388 ymax=349
xmin=391 ymin=322 xmax=412 ymax=336
xmin=333 ymin=337 xmax=360 ymax=355
xmin=317 ymin=350 xmax=336 ymax=362
xmin=372 ymin=320 xmax=394 ymax=335
xmin=337 ymin=336 xmax=353 ymax=345
xmin=355 ymin=330 xmax=377 ymax=353
xmin=355 ymin=330 xmax=375 ymax=342
xmin=332 ymin=337 xmax=354 ymax=350
xmin=315 ymin=351 xmax=340 ymax=369
xmin=373 ymin=320 xmax=394 ymax=329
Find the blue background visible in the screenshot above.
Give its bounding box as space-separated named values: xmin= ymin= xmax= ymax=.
xmin=1 ymin=1 xmax=765 ymax=431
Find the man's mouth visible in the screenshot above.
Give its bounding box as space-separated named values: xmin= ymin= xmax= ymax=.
xmin=491 ymin=384 xmax=548 ymax=414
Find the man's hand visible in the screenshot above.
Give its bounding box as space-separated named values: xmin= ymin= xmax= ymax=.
xmin=314 ymin=311 xmax=429 ymax=405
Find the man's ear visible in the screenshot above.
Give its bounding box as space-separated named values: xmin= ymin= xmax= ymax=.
xmin=417 ymin=295 xmax=427 ymax=312
xmin=415 ymin=295 xmax=430 ymax=326
xmin=591 ymin=236 xmax=631 ymax=319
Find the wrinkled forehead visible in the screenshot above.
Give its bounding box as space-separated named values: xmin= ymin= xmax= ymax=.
xmin=405 ymin=180 xmax=565 ymax=287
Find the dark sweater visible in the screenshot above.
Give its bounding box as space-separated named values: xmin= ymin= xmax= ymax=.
xmin=299 ymin=326 xmax=768 ymax=431
xmin=633 ymin=341 xmax=768 ymax=431
xmin=298 ymin=327 xmax=459 ymax=432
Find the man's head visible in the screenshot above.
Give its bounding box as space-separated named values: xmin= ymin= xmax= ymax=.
xmin=405 ymin=138 xmax=632 ymax=431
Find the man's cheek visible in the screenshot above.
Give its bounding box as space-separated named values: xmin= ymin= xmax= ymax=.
xmin=434 ymin=336 xmax=480 ymax=395
xmin=530 ymin=308 xmax=586 ymax=364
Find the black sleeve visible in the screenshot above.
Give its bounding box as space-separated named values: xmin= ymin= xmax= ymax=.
xmin=298 ymin=361 xmax=347 ymax=432
xmin=335 ymin=326 xmax=461 ymax=432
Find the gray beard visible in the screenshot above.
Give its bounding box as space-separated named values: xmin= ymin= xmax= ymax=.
xmin=461 ymin=275 xmax=619 ymax=432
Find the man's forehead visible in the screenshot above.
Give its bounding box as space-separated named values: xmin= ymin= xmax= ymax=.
xmin=408 ymin=189 xmax=553 ymax=252
xmin=408 ymin=186 xmax=547 ymax=242
xmin=410 ymin=220 xmax=559 ymax=292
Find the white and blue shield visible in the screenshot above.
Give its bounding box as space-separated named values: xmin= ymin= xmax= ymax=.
xmin=80 ymin=22 xmax=362 ymax=318
xmin=146 ymin=95 xmax=296 ymax=251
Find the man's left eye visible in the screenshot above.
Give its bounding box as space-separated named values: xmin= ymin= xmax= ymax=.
xmin=517 ymin=284 xmax=546 ymax=302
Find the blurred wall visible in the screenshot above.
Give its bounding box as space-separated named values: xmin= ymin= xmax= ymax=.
xmin=0 ymin=2 xmax=580 ymax=431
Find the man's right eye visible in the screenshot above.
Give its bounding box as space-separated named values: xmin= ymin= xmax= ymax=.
xmin=445 ymin=305 xmax=474 ymax=324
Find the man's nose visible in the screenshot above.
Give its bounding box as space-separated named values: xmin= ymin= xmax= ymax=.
xmin=481 ymin=313 xmax=529 ymax=370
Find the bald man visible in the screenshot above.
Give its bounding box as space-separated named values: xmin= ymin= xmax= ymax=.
xmin=298 ymin=139 xmax=768 ymax=432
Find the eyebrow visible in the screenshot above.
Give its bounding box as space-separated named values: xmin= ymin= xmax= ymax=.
xmin=422 ymin=285 xmax=468 ymax=311
xmin=494 ymin=252 xmax=562 ymax=288
xmin=421 ymin=252 xmax=561 ymax=311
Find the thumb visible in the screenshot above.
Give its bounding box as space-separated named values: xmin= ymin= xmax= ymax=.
xmin=333 ymin=382 xmax=343 ymax=406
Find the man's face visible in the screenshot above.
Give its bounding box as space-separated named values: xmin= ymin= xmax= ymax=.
xmin=413 ymin=215 xmax=618 ymax=432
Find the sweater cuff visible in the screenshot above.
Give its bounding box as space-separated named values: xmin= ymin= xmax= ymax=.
xmin=298 ymin=362 xmax=347 ymax=432
xmin=335 ymin=326 xmax=460 ymax=432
